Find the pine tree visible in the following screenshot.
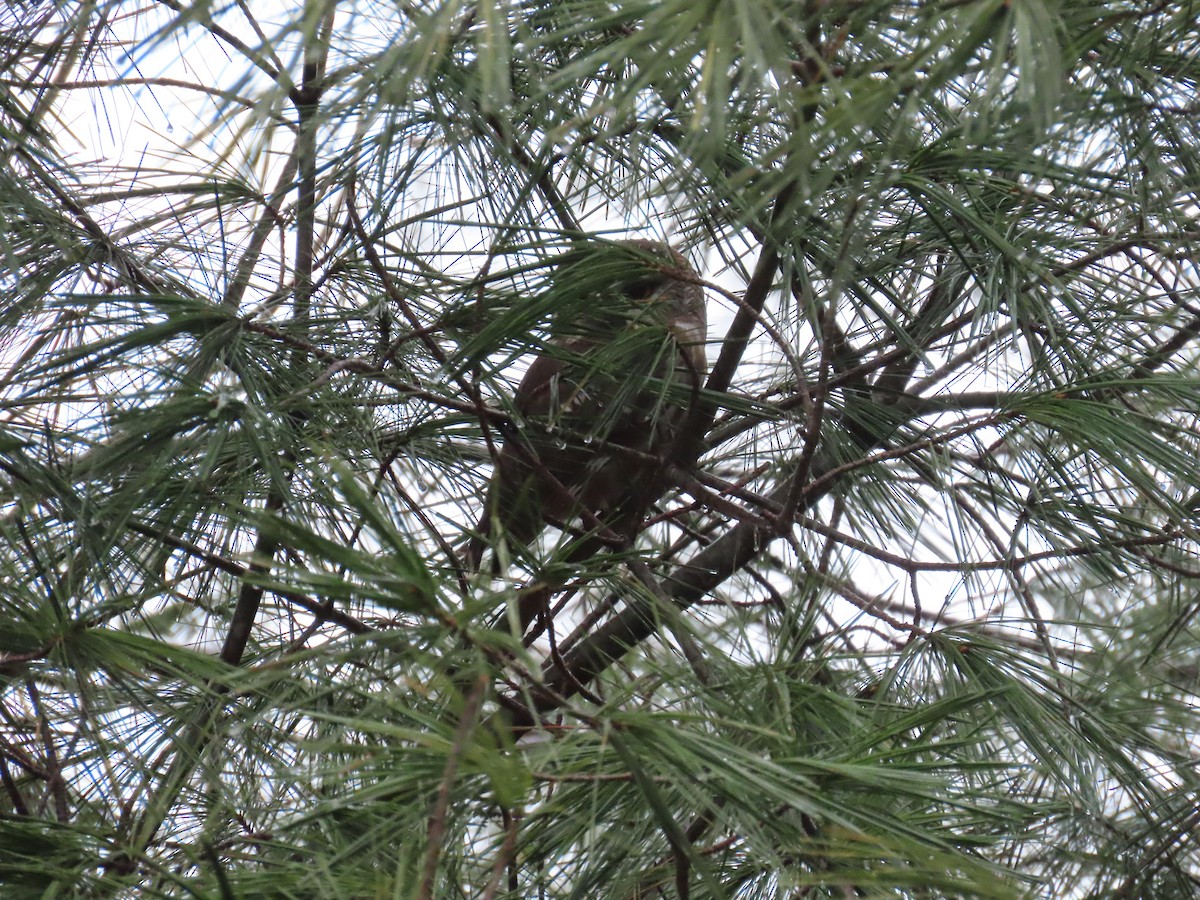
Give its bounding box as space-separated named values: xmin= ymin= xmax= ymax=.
xmin=1 ymin=2 xmax=1199 ymax=896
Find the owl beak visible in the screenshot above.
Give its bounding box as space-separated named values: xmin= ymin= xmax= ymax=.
xmin=672 ymin=316 xmax=708 ymax=352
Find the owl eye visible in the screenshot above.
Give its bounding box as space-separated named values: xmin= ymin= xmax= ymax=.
xmin=622 ymin=273 xmax=667 ymax=301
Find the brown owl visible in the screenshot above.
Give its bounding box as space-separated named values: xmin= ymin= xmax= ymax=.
xmin=467 ymin=240 xmax=707 ymax=572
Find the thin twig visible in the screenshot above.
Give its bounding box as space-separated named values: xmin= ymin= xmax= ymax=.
xmin=418 ymin=673 xmax=489 ymax=900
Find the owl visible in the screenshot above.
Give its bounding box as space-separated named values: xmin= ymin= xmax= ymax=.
xmin=467 ymin=239 xmax=707 ymax=573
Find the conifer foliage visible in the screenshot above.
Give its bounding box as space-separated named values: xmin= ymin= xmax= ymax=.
xmin=1 ymin=2 xmax=1199 ymax=896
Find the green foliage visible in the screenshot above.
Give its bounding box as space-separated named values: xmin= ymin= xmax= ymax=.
xmin=1 ymin=0 xmax=1199 ymax=896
